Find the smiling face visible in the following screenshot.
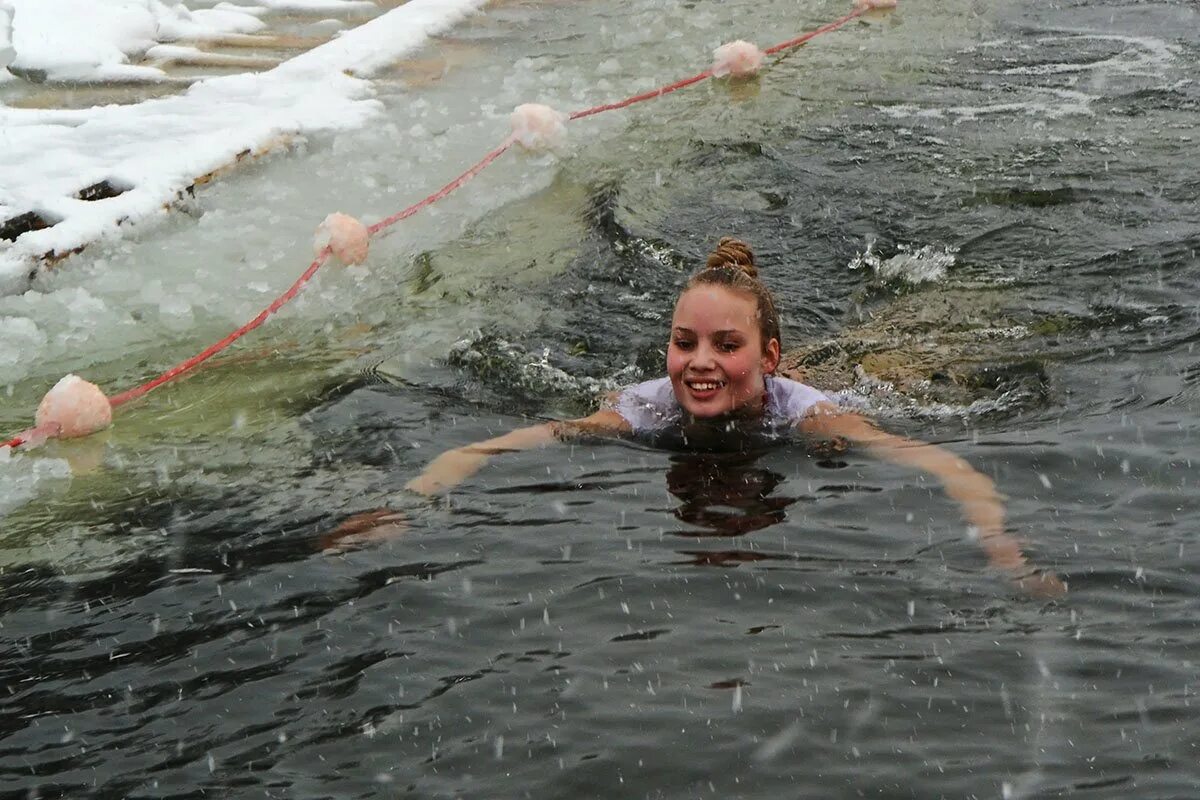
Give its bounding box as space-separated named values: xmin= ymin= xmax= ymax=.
xmin=667 ymin=285 xmax=781 ymax=419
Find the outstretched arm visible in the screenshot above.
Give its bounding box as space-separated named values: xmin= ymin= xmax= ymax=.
xmin=405 ymin=408 xmax=630 ymax=496
xmin=322 ymin=409 xmax=630 ymax=550
xmin=799 ymin=404 xmax=1064 ymax=597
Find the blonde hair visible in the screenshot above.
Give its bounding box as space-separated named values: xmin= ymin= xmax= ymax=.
xmin=686 ymin=237 xmax=782 ymax=349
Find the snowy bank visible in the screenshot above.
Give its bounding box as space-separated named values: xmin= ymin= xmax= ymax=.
xmin=4 ymin=0 xmax=266 ymax=82
xmin=0 ymin=0 xmax=490 ymax=295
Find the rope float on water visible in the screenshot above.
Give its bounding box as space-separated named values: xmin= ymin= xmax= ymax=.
xmin=2 ymin=0 xmax=897 ymax=454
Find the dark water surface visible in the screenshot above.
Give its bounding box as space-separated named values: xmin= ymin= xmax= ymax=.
xmin=3 ymin=0 xmax=1200 ymax=797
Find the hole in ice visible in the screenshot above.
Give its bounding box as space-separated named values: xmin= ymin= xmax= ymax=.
xmin=0 ymin=211 xmax=59 ymax=242
xmin=75 ymin=179 xmax=132 ymax=202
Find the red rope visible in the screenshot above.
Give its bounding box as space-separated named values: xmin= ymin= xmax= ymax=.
xmin=369 ymin=139 xmax=514 ymax=234
xmin=3 ymin=5 xmax=880 ymax=448
xmin=568 ymin=7 xmax=866 ymax=120
xmin=764 ymin=8 xmax=864 ymax=55
xmin=2 ymin=423 xmax=56 ymax=451
xmin=107 ymin=252 xmax=330 ymax=408
xmin=109 ymin=139 xmax=514 ymax=409
xmin=569 ymin=72 xmax=713 ymax=121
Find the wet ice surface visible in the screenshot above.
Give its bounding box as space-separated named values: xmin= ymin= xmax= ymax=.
xmin=3 ymin=0 xmax=1200 ymax=796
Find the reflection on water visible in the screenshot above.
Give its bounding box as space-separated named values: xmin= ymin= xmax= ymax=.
xmin=665 ymin=453 xmax=794 ymax=538
xmin=4 ymin=0 xmax=1200 ymax=796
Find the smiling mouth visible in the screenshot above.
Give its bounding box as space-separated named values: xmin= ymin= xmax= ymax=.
xmin=685 ymin=379 xmax=725 ymax=392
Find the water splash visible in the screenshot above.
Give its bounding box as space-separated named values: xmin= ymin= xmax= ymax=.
xmin=449 ymin=332 xmax=643 ymax=407
xmin=848 ymin=241 xmax=957 ymax=287
xmin=828 ymin=364 xmax=1035 ymax=421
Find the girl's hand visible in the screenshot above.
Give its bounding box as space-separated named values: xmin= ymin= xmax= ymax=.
xmin=1013 ymin=568 xmax=1067 ymax=600
xmin=320 ymin=508 xmax=410 ymax=551
xmin=977 ymin=527 xmax=1066 ymax=599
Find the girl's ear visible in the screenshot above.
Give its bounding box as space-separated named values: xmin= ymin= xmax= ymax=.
xmin=762 ymin=337 xmax=781 ymax=374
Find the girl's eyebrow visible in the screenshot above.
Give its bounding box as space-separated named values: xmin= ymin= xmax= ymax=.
xmin=672 ymin=326 xmax=743 ymax=337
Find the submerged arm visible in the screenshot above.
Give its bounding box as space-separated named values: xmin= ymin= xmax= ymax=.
xmin=323 ymin=409 xmax=629 ymax=550
xmin=800 ymin=405 xmax=1063 ymax=597
xmin=405 ymin=408 xmax=629 ymax=497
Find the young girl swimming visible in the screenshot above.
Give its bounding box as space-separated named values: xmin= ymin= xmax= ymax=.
xmin=337 ymin=238 xmax=1063 ymax=597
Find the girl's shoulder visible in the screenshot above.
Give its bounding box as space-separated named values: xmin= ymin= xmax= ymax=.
xmin=764 ymin=375 xmax=832 ymax=421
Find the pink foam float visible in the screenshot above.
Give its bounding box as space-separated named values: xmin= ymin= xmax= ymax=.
xmin=509 ymin=103 xmax=568 ymax=152
xmin=3 ymin=374 xmax=113 ymax=451
xmin=853 ymin=0 xmax=898 ymax=10
xmin=314 ymin=212 xmax=370 ymax=265
xmin=38 ymin=374 xmax=113 ymax=438
xmin=711 ymin=40 xmax=765 ymax=79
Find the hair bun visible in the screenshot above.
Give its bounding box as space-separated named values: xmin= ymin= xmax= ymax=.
xmin=705 ymin=236 xmax=757 ymax=278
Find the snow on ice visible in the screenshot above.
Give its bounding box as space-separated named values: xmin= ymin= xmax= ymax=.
xmin=0 ymin=0 xmax=491 ymax=294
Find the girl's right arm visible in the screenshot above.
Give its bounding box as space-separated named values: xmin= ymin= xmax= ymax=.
xmin=322 ymin=409 xmax=629 ymax=550
xmin=405 ymin=409 xmax=629 ymax=496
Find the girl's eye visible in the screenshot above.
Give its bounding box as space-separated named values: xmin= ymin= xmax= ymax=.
xmin=718 ymin=341 xmax=740 ymax=352
xmin=673 ymin=339 xmax=695 ymax=350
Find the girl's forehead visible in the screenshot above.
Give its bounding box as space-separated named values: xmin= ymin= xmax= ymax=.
xmin=673 ymin=285 xmax=758 ymax=325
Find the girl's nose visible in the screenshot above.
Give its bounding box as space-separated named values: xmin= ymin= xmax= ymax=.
xmin=692 ymin=342 xmax=717 ymax=368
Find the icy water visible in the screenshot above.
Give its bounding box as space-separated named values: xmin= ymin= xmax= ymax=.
xmin=3 ymin=0 xmax=1200 ymax=796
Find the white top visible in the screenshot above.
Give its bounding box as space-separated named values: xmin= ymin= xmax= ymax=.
xmin=612 ymin=375 xmax=831 ymax=437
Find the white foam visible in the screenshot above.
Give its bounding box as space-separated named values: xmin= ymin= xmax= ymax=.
xmin=832 ymin=366 xmax=1021 ymax=422
xmin=848 ymin=241 xmax=957 ymax=286
xmin=995 ymin=33 xmax=1176 ymax=79
xmin=875 ymin=31 xmax=1178 ymax=125
xmin=450 ymin=334 xmax=644 ymax=401
xmin=878 ymin=87 xmax=1096 ymax=123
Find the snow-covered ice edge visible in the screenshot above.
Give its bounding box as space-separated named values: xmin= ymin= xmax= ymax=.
xmin=0 ymin=0 xmax=491 ymax=295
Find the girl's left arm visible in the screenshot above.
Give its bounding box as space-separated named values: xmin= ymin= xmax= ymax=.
xmin=799 ymin=404 xmax=1064 ymax=598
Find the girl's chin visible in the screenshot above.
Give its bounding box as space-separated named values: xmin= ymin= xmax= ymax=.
xmin=678 ymin=387 xmax=725 ymax=412
xmin=683 ymin=389 xmax=721 ymax=405
xmin=681 ymin=396 xmax=744 ymax=419
xmin=679 ymin=392 xmax=763 ymax=421
xmin=674 ymin=380 xmax=758 ymax=418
